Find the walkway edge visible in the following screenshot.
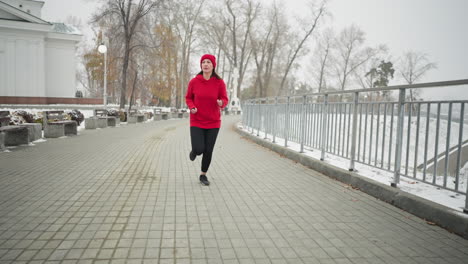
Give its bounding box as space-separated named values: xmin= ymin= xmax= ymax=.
xmin=234 ymin=124 xmax=468 ymax=239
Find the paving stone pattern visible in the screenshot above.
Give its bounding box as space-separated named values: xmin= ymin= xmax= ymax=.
xmin=0 ymin=116 xmax=467 ymax=264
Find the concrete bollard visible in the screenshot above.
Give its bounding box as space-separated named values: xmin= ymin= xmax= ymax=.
xmin=85 ymin=118 xmax=97 ymax=129
xmin=128 ymin=116 xmax=138 ymax=124
xmin=97 ymin=118 xmax=108 ymax=128
xmin=4 ymin=126 xmax=30 ymax=144
xmin=137 ymin=115 xmax=145 ymax=123
xmin=0 ymin=132 xmax=5 ymax=150
xmin=19 ymin=123 xmax=42 ymax=141
xmin=107 ymin=117 xmax=119 ymax=127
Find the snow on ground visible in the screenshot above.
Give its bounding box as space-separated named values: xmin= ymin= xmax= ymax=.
xmin=258 ymin=110 xmax=468 ymax=194
xmin=274 ymin=112 xmax=468 ymax=170
xmin=239 ymin=123 xmax=468 ymax=214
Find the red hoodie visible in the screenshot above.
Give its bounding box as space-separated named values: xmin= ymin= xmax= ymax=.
xmin=185 ymin=75 xmax=229 ymax=129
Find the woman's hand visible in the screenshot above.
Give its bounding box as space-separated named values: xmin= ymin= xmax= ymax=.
xmin=191 ymin=108 xmax=197 ymax=114
xmin=217 ymin=99 xmax=223 ymax=107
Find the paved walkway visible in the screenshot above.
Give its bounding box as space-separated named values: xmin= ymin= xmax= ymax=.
xmin=0 ymin=116 xmax=467 ymax=264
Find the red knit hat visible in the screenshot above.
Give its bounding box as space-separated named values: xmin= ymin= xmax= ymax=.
xmin=200 ymin=54 xmax=216 ymax=69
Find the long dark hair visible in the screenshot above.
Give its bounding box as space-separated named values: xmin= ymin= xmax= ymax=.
xmin=197 ymin=69 xmax=222 ymax=80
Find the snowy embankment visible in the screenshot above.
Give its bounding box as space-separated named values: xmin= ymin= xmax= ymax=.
xmin=240 ymin=119 xmax=468 ymax=213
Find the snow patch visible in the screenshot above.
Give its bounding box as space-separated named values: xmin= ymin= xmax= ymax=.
xmin=240 ymin=124 xmax=467 ymax=212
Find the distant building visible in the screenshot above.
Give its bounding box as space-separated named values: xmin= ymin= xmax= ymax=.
xmin=0 ymin=0 xmax=96 ymax=104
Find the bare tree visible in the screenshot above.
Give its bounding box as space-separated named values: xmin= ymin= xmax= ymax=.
xmin=276 ymin=0 xmax=327 ymax=96
xmin=309 ymin=27 xmax=335 ymax=93
xmin=76 ymin=41 xmax=93 ymax=97
xmin=63 ymin=15 xmax=83 ymax=31
xmin=87 ymin=17 xmax=126 ymax=104
xmin=201 ymin=2 xmax=238 ymax=98
xmin=225 ymin=0 xmax=260 ymax=97
xmin=81 ymin=31 xmax=112 ymax=98
xmin=194 ymin=4 xmax=225 ymax=83
xmin=333 ymin=24 xmax=387 ymax=92
xmin=93 ymin=0 xmax=161 ymax=109
xmin=250 ymin=3 xmax=274 ymax=97
xmin=69 ymin=15 xmax=90 ymax=97
xmin=165 ymin=0 xmax=206 ymax=108
xmin=140 ymin=9 xmax=179 ymax=107
xmin=202 ymin=14 xmax=230 ymax=78
xmin=399 ymin=51 xmax=437 ymax=102
xmin=248 ymin=1 xmax=289 ymax=97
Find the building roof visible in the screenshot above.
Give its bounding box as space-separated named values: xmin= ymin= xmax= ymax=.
xmin=0 ymin=0 xmax=49 ymax=24
xmin=0 ymin=0 xmax=82 ymax=39
xmin=51 ymin=22 xmax=81 ymax=35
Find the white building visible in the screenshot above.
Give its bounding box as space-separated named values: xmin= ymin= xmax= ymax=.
xmin=0 ymin=0 xmax=82 ymax=104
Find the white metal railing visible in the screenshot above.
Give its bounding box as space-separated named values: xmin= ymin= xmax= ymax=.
xmin=242 ymin=79 xmax=468 ymax=213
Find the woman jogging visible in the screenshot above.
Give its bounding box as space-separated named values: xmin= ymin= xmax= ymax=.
xmin=185 ymin=54 xmax=229 ymax=186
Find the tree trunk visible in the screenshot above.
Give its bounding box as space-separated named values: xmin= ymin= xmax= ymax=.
xmin=318 ymin=44 xmax=330 ymax=93
xmin=129 ymin=69 xmax=138 ymax=112
xmin=120 ymin=44 xmax=131 ymax=109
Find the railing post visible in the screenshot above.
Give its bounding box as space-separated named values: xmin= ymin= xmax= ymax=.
xmin=320 ymin=94 xmax=329 ymax=161
xmin=458 ymin=103 xmax=468 ymax=214
xmin=465 ymin=167 xmax=468 ymax=214
xmin=264 ymin=99 xmax=269 ymax=139
xmin=273 ymin=97 xmax=278 ymax=143
xmin=256 ymin=99 xmax=260 ymax=136
xmin=285 ymin=96 xmax=290 ymax=147
xmin=247 ymin=101 xmax=250 ymax=133
xmin=251 ymin=99 xmax=255 ymax=134
xmin=443 ymin=102 xmax=453 ymax=185
xmin=392 ymin=88 xmax=406 ymax=187
xmin=300 ymin=95 xmax=307 ymax=153
xmin=349 ymin=92 xmax=359 ymax=171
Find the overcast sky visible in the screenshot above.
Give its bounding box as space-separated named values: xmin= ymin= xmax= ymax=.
xmin=41 ymin=0 xmax=468 ymax=99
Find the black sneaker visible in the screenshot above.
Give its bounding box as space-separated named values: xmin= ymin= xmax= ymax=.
xmin=189 ymin=151 xmax=196 ymax=161
xmin=199 ymin=175 xmax=210 ymax=186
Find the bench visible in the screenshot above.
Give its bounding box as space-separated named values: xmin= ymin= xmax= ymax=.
xmin=143 ymin=112 xmax=150 ymax=121
xmin=153 ymin=108 xmax=163 ymax=121
xmin=180 ymin=109 xmax=189 ymax=118
xmin=0 ymin=111 xmax=29 ymax=147
xmin=171 ymin=110 xmax=178 ymax=119
xmin=95 ymin=108 xmax=119 ymax=127
xmin=84 ymin=117 xmax=98 ymax=129
xmin=1 ymin=110 xmax=42 ymax=142
xmin=154 ymin=108 xmax=169 ymax=120
xmin=127 ymin=109 xmax=145 ymax=124
xmin=84 ymin=109 xmax=108 ymax=129
xmin=43 ymin=111 xmax=77 ymax=138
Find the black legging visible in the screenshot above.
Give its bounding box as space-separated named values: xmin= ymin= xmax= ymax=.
xmin=190 ymin=126 xmax=220 ymax=173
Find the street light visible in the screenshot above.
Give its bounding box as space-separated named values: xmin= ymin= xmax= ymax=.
xmin=98 ymin=43 xmax=107 ymax=108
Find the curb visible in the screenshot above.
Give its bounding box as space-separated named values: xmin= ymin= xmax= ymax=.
xmin=234 ymin=124 xmax=468 ymax=239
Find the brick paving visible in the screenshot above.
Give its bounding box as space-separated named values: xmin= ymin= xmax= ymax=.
xmin=0 ymin=116 xmax=467 ymax=264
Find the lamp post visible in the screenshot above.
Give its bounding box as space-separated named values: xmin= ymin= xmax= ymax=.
xmin=98 ymin=43 xmax=107 ymax=108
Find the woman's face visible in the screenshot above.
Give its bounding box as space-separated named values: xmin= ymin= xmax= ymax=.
xmin=201 ymin=59 xmax=213 ymax=74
